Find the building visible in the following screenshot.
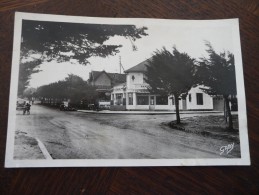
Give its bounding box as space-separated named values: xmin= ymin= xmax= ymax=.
xmin=88 ymin=70 xmax=126 ymax=108
xmin=110 ymin=59 xmax=214 ymax=111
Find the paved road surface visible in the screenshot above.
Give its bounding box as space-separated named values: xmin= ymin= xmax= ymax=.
xmin=14 ymin=105 xmax=240 ymax=159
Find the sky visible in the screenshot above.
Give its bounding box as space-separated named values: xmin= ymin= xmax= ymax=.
xmin=29 ymin=20 xmax=235 ymax=88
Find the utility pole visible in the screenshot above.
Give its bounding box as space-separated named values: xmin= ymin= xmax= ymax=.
xmin=119 ymin=56 xmax=121 ymax=74
xmin=119 ymin=56 xmax=125 ymax=74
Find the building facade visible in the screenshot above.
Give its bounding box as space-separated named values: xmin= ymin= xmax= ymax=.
xmin=88 ymin=71 xmax=126 ymax=108
xmin=111 ymin=59 xmax=214 ymax=111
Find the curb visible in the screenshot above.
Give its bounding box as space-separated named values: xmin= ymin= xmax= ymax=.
xmin=77 ymin=110 xmax=224 ymax=115
xmin=36 ymin=138 xmax=53 ymax=160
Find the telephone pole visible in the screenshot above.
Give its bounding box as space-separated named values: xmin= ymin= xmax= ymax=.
xmin=119 ymin=56 xmax=121 ymax=74
xmin=119 ymin=56 xmax=125 ymax=74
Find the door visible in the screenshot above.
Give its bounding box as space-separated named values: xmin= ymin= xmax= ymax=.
xmin=182 ymin=99 xmax=187 ymax=110
xmin=149 ymin=96 xmax=155 ymax=110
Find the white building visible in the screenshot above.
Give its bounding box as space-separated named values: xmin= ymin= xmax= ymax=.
xmin=110 ymin=59 xmax=214 ymax=111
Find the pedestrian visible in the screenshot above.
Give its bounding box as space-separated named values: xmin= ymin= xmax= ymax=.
xmin=23 ymin=102 xmax=31 ymax=115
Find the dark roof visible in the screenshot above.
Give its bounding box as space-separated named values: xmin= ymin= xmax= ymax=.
xmin=89 ymin=71 xmax=102 ymax=81
xmin=89 ymin=71 xmax=126 ymax=84
xmin=125 ymin=58 xmax=151 ymax=73
xmin=107 ymin=72 xmax=126 ymax=84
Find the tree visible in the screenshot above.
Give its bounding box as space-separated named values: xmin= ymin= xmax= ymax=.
xmin=19 ymin=21 xmax=147 ymax=95
xmin=197 ymin=42 xmax=237 ymax=130
xmin=21 ymin=20 xmax=148 ymax=64
xmin=36 ymin=74 xmax=98 ymax=105
xmin=64 ymin=74 xmax=98 ymax=104
xmin=18 ymin=59 xmax=42 ymax=96
xmin=23 ymin=87 xmax=37 ymax=101
xmin=145 ymin=47 xmax=196 ymax=124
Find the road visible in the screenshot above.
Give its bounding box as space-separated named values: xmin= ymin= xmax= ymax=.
xmin=14 ymin=105 xmax=240 ymax=159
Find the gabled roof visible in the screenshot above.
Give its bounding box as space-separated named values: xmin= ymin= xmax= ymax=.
xmin=89 ymin=71 xmax=103 ymax=82
xmin=107 ymin=72 xmax=126 ymax=84
xmin=124 ymin=58 xmax=151 ymax=73
xmin=89 ymin=70 xmax=126 ymax=84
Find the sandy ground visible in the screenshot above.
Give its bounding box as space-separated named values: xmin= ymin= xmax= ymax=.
xmin=14 ymin=131 xmax=45 ymax=159
xmin=166 ymin=115 xmax=240 ymax=142
xmin=13 ymin=105 xmax=241 ymax=159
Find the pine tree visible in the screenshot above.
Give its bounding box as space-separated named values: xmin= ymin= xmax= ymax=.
xmin=145 ymin=47 xmax=196 ymax=124
xmin=197 ymin=42 xmax=237 ymax=130
xmin=18 ymin=59 xmax=42 ymax=96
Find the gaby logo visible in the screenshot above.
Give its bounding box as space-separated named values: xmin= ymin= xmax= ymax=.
xmin=220 ymin=143 xmax=234 ymax=155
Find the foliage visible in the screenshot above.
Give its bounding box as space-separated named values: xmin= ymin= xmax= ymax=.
xmin=36 ymin=74 xmax=98 ymax=105
xmin=19 ymin=21 xmax=147 ymax=96
xmin=197 ymin=41 xmax=237 ymax=130
xmin=21 ymin=20 xmax=148 ymax=64
xmin=197 ymin=41 xmax=236 ymax=97
xmin=145 ymin=47 xmax=196 ymax=124
xmin=18 ymin=59 xmax=42 ymax=96
xmin=23 ymin=87 xmax=37 ymax=100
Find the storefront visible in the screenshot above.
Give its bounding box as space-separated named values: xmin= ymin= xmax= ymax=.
xmin=110 ymin=58 xmax=214 ymax=111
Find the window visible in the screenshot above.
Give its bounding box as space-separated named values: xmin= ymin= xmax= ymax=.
xmin=156 ymin=95 xmax=168 ymax=105
xmin=128 ymin=93 xmax=133 ymax=105
xmin=189 ymin=94 xmax=192 ymax=102
xmin=196 ymin=93 xmax=203 ymax=105
xmin=137 ymin=94 xmax=149 ymax=105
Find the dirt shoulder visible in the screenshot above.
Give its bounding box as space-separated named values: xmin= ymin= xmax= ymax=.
xmin=163 ymin=115 xmax=239 ymax=142
xmin=14 ymin=131 xmax=45 ymax=160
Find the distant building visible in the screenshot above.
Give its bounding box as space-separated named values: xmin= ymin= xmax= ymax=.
xmin=88 ymin=71 xmax=126 ymax=107
xmin=111 ymin=59 xmax=215 ymax=111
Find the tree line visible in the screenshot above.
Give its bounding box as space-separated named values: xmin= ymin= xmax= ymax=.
xmin=145 ymin=42 xmax=237 ymax=130
xmin=35 ymin=74 xmax=98 ymax=107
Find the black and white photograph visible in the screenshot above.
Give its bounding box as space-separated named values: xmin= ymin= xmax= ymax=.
xmin=5 ymin=12 xmax=250 ymax=167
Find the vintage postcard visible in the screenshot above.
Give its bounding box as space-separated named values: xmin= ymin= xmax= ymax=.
xmin=5 ymin=12 xmax=250 ymax=167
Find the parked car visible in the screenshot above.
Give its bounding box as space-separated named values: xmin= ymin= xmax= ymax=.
xmin=65 ymin=106 xmax=77 ymax=111
xmin=88 ymin=103 xmax=101 ymax=111
xmin=59 ymin=102 xmax=77 ymax=111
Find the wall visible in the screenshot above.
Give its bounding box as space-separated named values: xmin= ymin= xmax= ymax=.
xmin=127 ymin=105 xmax=149 ymax=110
xmin=110 ymin=105 xmax=126 ymax=111
xmin=186 ymin=86 xmax=213 ymax=110
xmin=213 ymin=97 xmax=224 ymax=111
xmin=127 ymin=72 xmax=145 ymax=89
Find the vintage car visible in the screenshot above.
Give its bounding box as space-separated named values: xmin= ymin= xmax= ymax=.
xmin=60 ymin=101 xmax=77 ymax=111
